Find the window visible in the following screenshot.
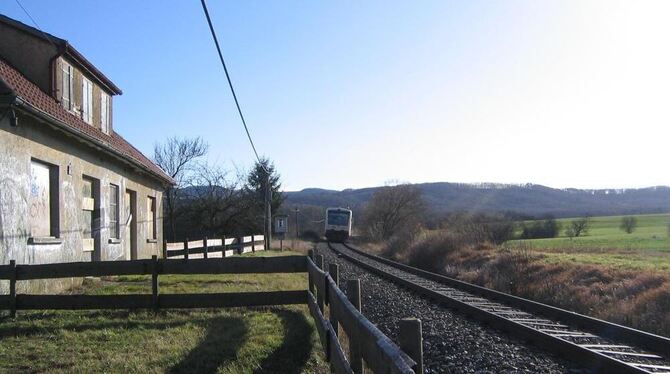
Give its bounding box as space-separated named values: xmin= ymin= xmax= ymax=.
xmin=109 ymin=184 xmax=119 ymax=239
xmin=82 ymin=78 xmax=93 ymax=124
xmin=147 ymin=196 xmax=156 ymax=240
xmin=100 ymin=93 xmax=110 ymax=134
xmin=60 ymin=61 xmax=73 ymax=110
xmin=81 ymin=176 xmax=97 ymax=252
xmin=29 ymin=160 xmax=58 ymax=238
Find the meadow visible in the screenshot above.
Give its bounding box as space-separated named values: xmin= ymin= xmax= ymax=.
xmin=507 ymin=213 xmax=670 ymax=272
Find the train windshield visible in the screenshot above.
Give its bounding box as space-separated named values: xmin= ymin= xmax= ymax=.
xmin=327 ymin=211 xmax=350 ymax=226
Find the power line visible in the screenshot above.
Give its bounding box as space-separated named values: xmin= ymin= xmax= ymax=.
xmin=199 ymin=0 xmax=273 ymax=250
xmin=199 ymin=0 xmax=267 ymax=174
xmin=13 ymin=0 xmax=60 ymax=50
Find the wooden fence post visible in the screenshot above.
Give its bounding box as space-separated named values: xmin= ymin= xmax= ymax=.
xmin=203 ymin=237 xmax=208 ymax=259
xmin=237 ymin=237 xmax=243 ymax=255
xmin=183 ymin=239 xmax=189 ymax=260
xmin=328 ymin=263 xmax=339 ymax=336
xmin=9 ymin=260 xmax=16 ymax=318
xmin=399 ymin=318 xmax=423 ymax=374
xmin=315 ymin=254 xmax=325 ymax=312
xmin=347 ymin=279 xmax=362 ymax=374
xmin=162 ymin=240 xmax=167 ymax=259
xmin=252 ymin=235 xmax=256 ymax=252
xmin=307 ymin=250 xmax=314 ymax=294
xmin=152 ymin=255 xmax=159 ymax=312
xmin=221 ymin=236 xmax=227 ymax=257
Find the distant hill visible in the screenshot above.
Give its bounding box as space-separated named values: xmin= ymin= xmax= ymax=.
xmin=283 ymin=183 xmax=670 ymax=218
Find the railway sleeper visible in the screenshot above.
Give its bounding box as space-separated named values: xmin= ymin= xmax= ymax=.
xmin=328 ymin=241 xmax=670 ymax=374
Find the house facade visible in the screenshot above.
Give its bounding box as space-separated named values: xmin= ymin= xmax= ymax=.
xmin=0 ymin=15 xmax=173 ymax=292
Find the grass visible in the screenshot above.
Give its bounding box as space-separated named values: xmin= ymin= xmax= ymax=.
xmin=507 ymin=213 xmax=670 ymax=271
xmin=0 ymin=249 xmax=328 ymax=373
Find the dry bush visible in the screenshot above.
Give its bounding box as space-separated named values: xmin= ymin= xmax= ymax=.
xmin=405 ymin=232 xmax=469 ymax=273
xmin=373 ymin=229 xmax=670 ymax=336
xmin=279 ymin=239 xmax=314 ymax=254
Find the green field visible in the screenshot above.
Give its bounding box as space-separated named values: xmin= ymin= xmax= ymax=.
xmin=507 ymin=213 xmax=670 ymax=271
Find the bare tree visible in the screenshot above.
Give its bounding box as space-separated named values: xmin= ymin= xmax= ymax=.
xmin=620 ymin=216 xmax=638 ymax=234
xmin=362 ymin=183 xmax=425 ymax=241
xmin=153 ymin=137 xmax=208 ymax=240
xmin=182 ymin=164 xmax=252 ymax=237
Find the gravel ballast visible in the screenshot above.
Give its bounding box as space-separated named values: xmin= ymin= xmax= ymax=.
xmin=315 ymin=242 xmax=587 ymax=373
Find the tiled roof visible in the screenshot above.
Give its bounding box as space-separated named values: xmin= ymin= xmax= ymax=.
xmin=0 ymin=58 xmax=173 ymax=185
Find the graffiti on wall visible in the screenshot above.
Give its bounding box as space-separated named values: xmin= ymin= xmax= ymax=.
xmin=29 ymin=161 xmax=51 ymax=237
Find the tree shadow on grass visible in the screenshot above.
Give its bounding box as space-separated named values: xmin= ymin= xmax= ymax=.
xmin=0 ymin=311 xmax=218 ymax=341
xmin=253 ymin=308 xmax=314 ymax=374
xmin=169 ymin=315 xmax=249 ymax=374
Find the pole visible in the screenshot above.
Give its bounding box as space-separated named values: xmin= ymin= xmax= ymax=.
xmin=264 ymin=172 xmax=272 ymax=251
xmin=294 ymin=207 xmax=299 ymax=239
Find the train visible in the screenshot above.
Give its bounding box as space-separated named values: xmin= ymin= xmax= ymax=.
xmin=324 ymin=207 xmax=352 ymax=242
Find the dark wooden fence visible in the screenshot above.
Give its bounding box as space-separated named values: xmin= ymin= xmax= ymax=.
xmin=307 ymin=250 xmax=423 ymax=374
xmin=0 ymin=249 xmax=424 ymax=373
xmin=163 ymin=235 xmax=265 ymax=259
xmin=0 ymin=255 xmax=305 ymax=315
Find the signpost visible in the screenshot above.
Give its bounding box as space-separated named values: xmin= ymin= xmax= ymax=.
xmin=274 ymin=215 xmax=288 ymax=251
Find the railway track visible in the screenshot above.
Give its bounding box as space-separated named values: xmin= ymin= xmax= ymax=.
xmin=326 ymin=241 xmax=670 ymax=373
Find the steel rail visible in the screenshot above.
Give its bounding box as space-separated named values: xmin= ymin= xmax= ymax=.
xmin=326 ymin=241 xmax=670 ymax=374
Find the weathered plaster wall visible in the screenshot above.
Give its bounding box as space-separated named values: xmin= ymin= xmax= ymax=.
xmin=0 ymin=112 xmax=164 ymax=294
xmin=0 ymin=22 xmax=58 ymax=94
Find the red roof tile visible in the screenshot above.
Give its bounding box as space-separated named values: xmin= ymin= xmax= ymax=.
xmin=0 ymin=58 xmax=173 ymax=185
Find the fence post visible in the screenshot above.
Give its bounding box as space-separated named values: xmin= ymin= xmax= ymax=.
xmin=347 ymin=279 xmax=362 ymax=374
xmin=203 ymin=237 xmax=208 ymax=259
xmin=328 ymin=263 xmax=339 ymax=336
xmin=221 ymin=236 xmax=227 ymax=257
xmin=399 ymin=318 xmax=423 ymax=374
xmin=237 ymin=237 xmax=243 ymax=255
xmin=9 ymin=260 xmax=16 ymax=318
xmin=315 ymin=254 xmax=325 ymax=313
xmin=183 ymin=238 xmax=189 ymax=260
xmin=252 ymin=235 xmax=256 ymax=252
xmin=162 ymin=240 xmax=167 ymax=259
xmin=152 ymin=255 xmax=160 ymax=312
xmin=307 ymin=250 xmax=314 ymax=294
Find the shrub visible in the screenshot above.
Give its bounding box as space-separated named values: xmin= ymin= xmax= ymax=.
xmin=406 ymin=232 xmax=466 ymax=273
xmin=300 ymin=230 xmax=321 ymax=242
xmin=620 ymin=216 xmax=638 ymax=234
xmin=520 ymin=217 xmax=561 ymax=239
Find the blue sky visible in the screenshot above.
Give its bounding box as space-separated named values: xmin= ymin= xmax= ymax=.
xmin=3 ymin=1 xmax=670 ymax=191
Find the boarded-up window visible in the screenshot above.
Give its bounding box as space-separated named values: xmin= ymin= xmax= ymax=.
xmin=61 ymin=61 xmax=73 ymax=110
xmin=109 ymin=184 xmax=119 ymax=239
xmin=82 ymin=78 xmax=93 ymax=124
xmin=147 ymin=196 xmax=156 ymax=240
xmin=81 ymin=177 xmax=96 ymax=251
xmin=30 ymin=160 xmax=54 ymax=237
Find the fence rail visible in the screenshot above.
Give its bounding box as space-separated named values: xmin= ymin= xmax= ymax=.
xmin=1 ymin=248 xmax=424 ymax=373
xmin=307 ymin=250 xmax=421 ymax=374
xmin=163 ymin=235 xmax=265 ymax=259
xmin=0 ymin=256 xmax=306 ymax=314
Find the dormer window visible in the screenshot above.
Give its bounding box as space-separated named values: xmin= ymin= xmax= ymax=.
xmin=82 ymin=77 xmax=93 ymax=124
xmin=60 ymin=61 xmax=73 ymax=110
xmin=100 ymin=92 xmax=110 ymax=134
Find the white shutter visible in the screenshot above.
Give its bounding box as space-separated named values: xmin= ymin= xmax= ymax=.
xmin=60 ymin=62 xmax=72 ymax=110
xmin=82 ymin=78 xmax=92 ymax=124
xmin=100 ymin=93 xmax=108 ymax=133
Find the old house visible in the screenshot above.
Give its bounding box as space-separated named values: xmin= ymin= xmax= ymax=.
xmin=0 ymin=15 xmax=174 ymax=292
